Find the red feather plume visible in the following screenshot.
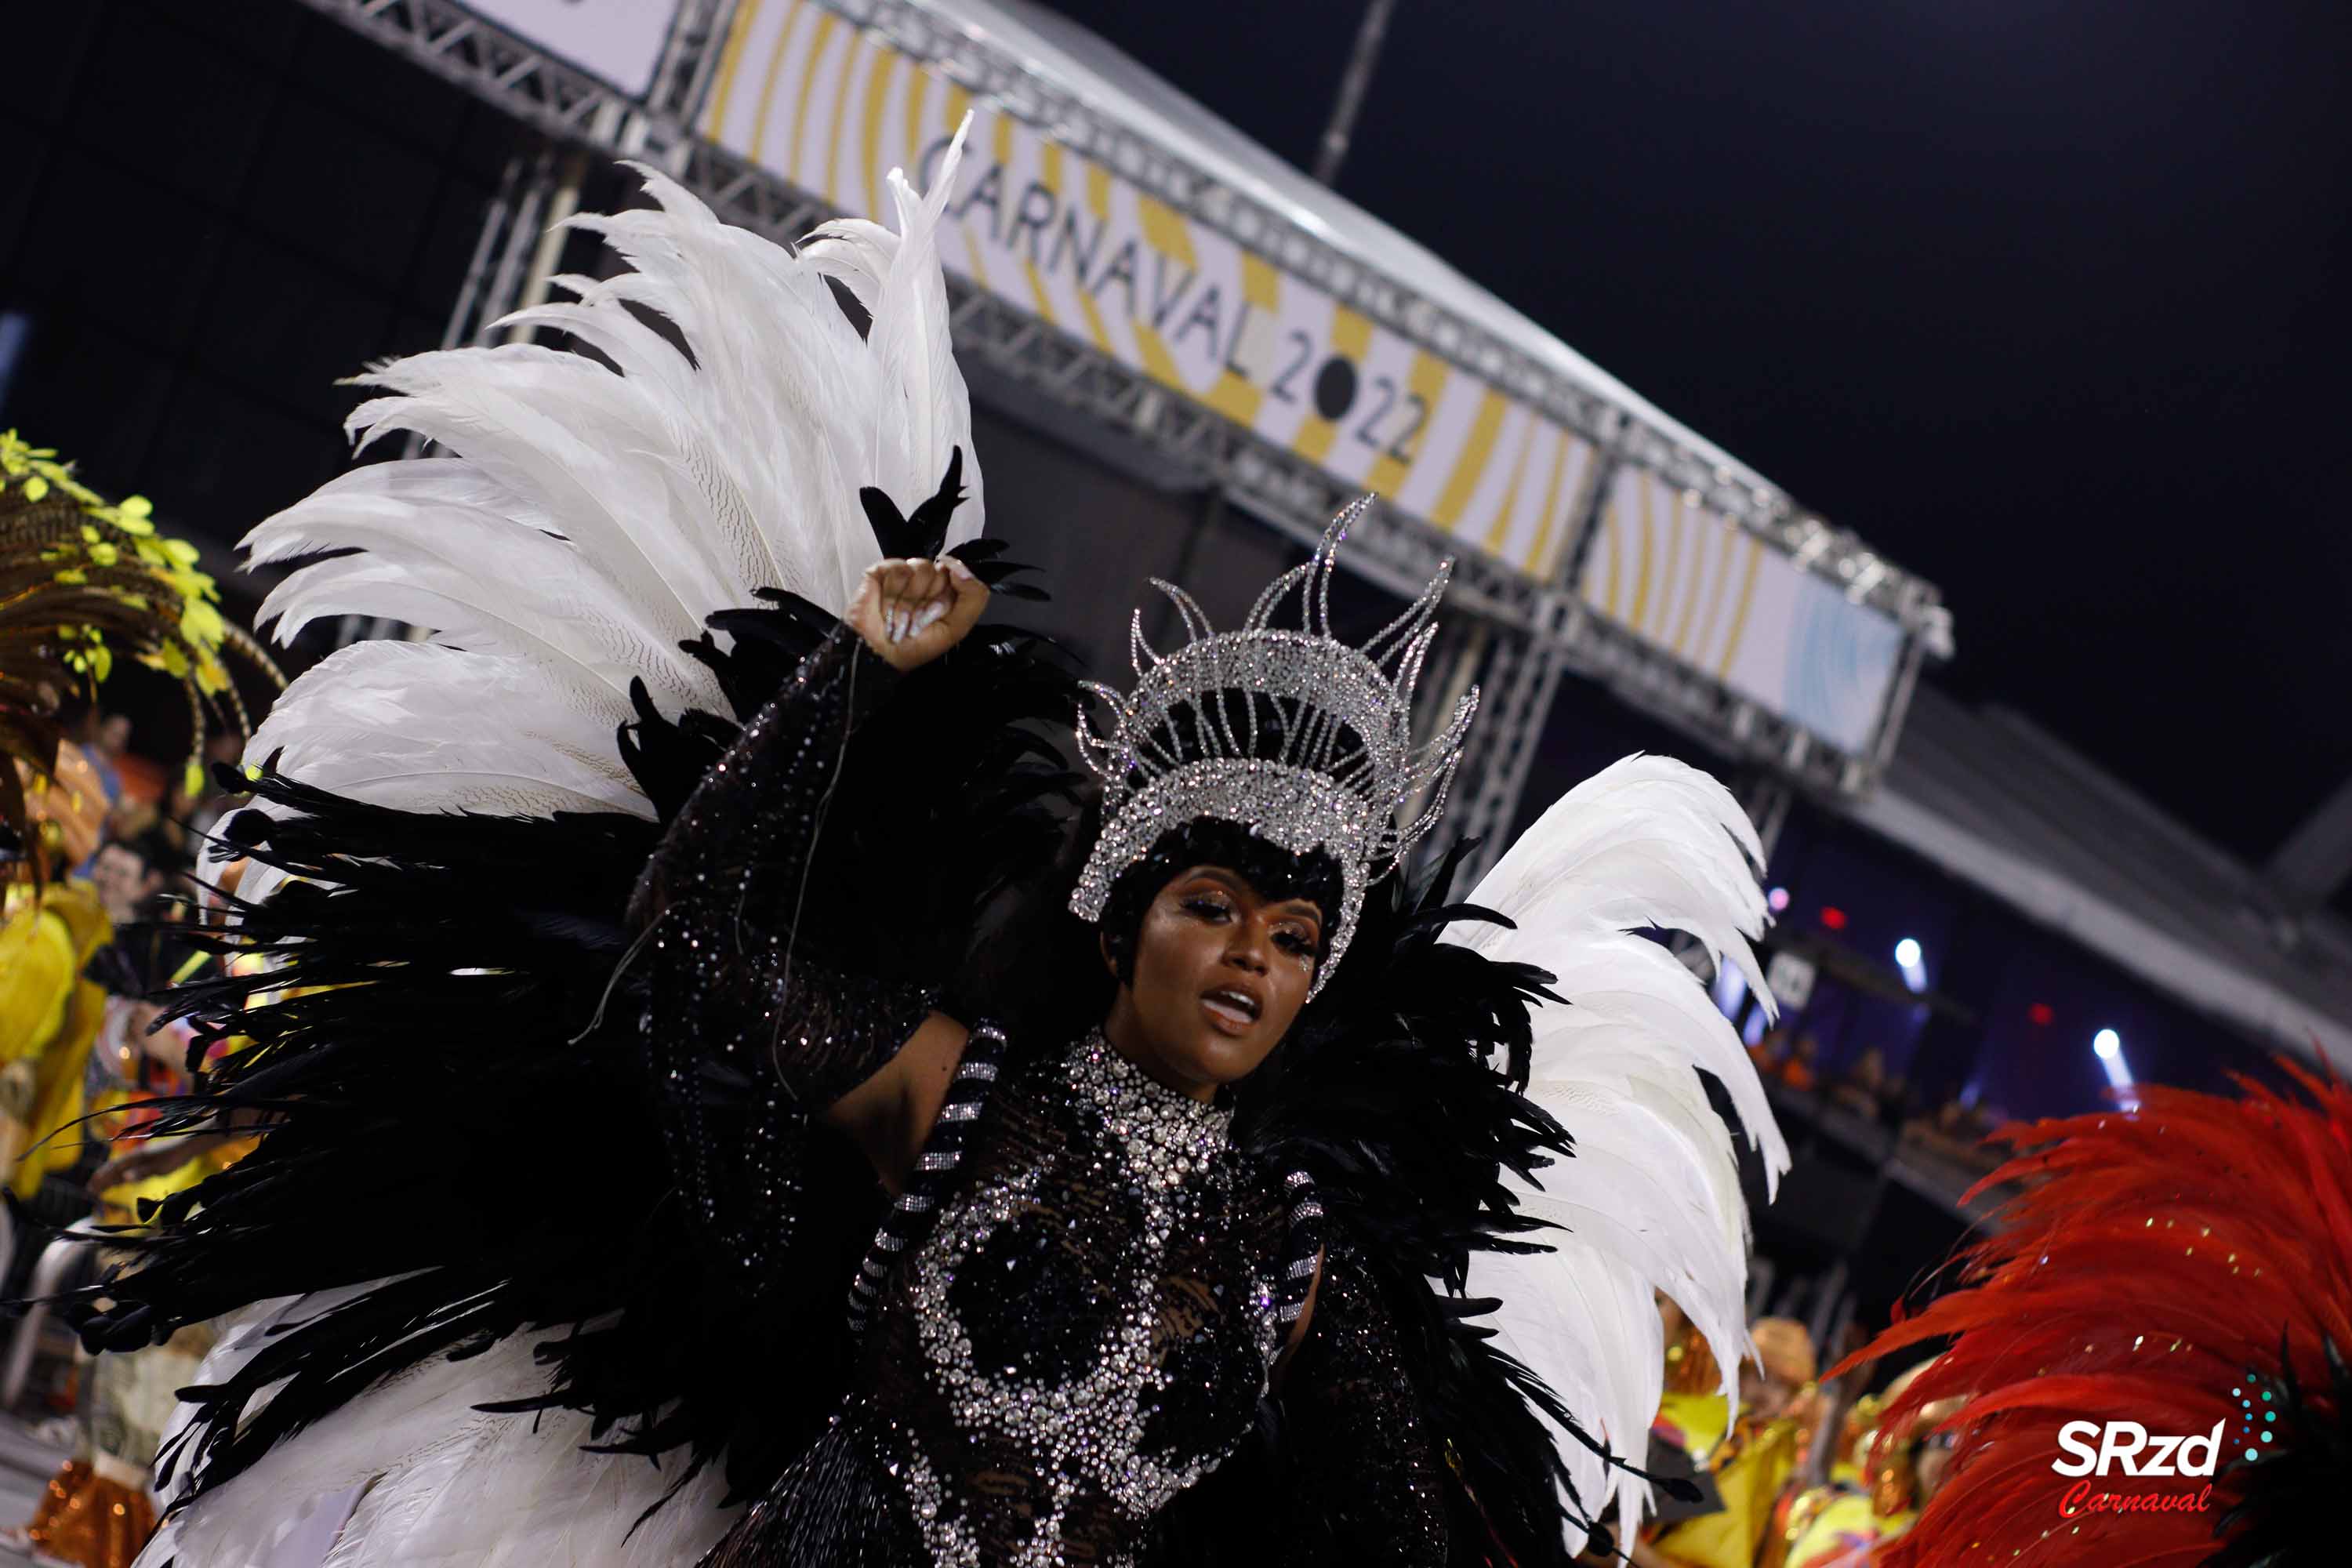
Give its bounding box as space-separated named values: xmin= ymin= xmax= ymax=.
xmin=1831 ymin=1059 xmax=2352 ymax=1567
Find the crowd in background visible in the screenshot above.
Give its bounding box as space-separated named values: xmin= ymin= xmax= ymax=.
xmin=1747 ymin=1025 xmax=2005 ymax=1178
xmin=0 ymin=710 xmax=252 ymax=1565
xmin=1584 ymin=1302 xmax=1955 ymax=1568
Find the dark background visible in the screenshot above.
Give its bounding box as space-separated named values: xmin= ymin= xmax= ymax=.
xmin=0 ymin=3 xmax=619 ymax=747
xmin=5 ymin=1 xmax=2347 ymax=874
xmin=1040 ymin=0 xmax=2352 ymax=874
xmin=0 ymin=5 xmax=511 ymax=551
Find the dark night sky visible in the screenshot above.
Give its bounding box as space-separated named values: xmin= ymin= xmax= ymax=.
xmin=1040 ymin=0 xmax=2351 ymax=867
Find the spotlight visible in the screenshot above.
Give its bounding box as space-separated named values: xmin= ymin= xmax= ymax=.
xmin=1894 ymin=937 xmax=1927 ymax=993
xmin=1767 ymin=886 xmax=1791 ymax=913
xmin=2093 ymin=1029 xmax=2137 ymax=1110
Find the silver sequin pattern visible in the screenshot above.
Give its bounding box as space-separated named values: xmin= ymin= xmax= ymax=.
xmin=895 ymin=1034 xmax=1279 ymax=1566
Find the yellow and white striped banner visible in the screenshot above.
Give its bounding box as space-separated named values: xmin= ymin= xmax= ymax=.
xmin=1580 ymin=467 xmax=1766 ymax=679
xmin=1579 ymin=467 xmax=1904 ymax=753
xmin=699 ymin=0 xmax=1599 ymax=580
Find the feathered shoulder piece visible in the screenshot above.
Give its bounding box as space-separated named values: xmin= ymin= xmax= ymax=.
xmin=1837 ymin=1062 xmax=2352 ymax=1568
xmin=1459 ymin=756 xmax=1790 ymax=1548
xmin=0 ymin=432 xmax=244 ymax=858
xmin=1167 ymin=756 xmax=1790 ymax=1563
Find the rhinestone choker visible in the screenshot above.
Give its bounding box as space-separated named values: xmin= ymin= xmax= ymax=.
xmin=1065 ymin=1031 xmax=1232 ymax=1186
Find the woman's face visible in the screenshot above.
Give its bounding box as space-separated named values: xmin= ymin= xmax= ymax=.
xmin=1101 ymin=864 xmax=1324 ymax=1101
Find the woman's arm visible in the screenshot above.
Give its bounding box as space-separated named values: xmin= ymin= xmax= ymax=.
xmin=633 ymin=559 xmax=986 ymax=1097
xmin=824 ymin=1010 xmax=969 ymax=1192
xmin=633 ymin=558 xmax=988 ymax=1182
xmin=1272 ymin=1241 xmax=1450 ymax=1563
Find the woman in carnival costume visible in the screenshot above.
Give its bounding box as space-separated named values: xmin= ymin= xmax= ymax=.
xmin=49 ymin=126 xmax=1791 ymax=1566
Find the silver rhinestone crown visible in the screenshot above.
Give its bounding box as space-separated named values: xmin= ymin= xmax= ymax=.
xmin=1070 ymin=499 xmax=1479 ymax=993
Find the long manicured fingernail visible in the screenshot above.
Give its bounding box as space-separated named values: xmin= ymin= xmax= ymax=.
xmin=944 ymin=556 xmax=975 ymax=583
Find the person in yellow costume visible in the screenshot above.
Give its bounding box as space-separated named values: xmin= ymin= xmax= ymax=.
xmin=1633 ymin=1316 xmax=1819 ymax=1568
xmin=13 ymin=988 xmax=252 ymax=1568
xmin=1753 ymin=1376 xmax=1894 ymax=1568
xmin=1650 ymin=1295 xmax=1733 ymax=1465
xmin=2 ymin=426 xmax=269 ymax=1193
xmin=1 ymin=747 xmax=116 ymax=1202
xmin=0 ymin=431 xmax=268 ymax=1568
xmin=1765 ymin=1362 xmax=1965 ymax=1568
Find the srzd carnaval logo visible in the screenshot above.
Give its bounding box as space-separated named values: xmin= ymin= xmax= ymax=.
xmin=2049 ymin=1421 xmax=2221 ymax=1519
xmin=2043 ymin=1370 xmax=2282 ymax=1519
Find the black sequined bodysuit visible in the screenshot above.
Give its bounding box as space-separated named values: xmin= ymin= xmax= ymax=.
xmin=640 ymin=627 xmax=1452 ymax=1567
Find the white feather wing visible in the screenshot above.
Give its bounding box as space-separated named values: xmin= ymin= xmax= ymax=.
xmin=1457 ymin=753 xmax=1789 ymax=1547
xmin=244 ymin=121 xmax=981 ymax=828
xmin=144 ymin=1297 xmax=735 ymax=1568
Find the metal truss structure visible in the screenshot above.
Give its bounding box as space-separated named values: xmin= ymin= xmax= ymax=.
xmin=293 ymin=0 xmax=1941 ymax=858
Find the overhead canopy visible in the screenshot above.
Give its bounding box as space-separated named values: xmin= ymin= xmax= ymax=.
xmin=1852 ymin=683 xmax=2352 ymax=1065
xmin=930 ymin=0 xmax=1784 ymax=497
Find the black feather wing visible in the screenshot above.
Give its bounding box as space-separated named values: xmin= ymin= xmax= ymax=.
xmin=48 ymin=588 xmax=1079 ymax=1517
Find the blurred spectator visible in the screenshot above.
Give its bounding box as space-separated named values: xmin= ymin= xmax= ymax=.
xmin=1778 ymin=1033 xmax=1820 ymax=1093
xmin=1828 ymin=1047 xmax=1886 ymax=1119
xmin=65 ymin=711 xmax=122 ymax=809
xmin=180 ymin=730 xmax=250 ymax=858
xmin=7 ymin=983 xmax=229 ymax=1567
xmin=87 ymin=833 xmax=197 ymax=1010
xmin=89 ymin=836 xmax=173 ymax=927
xmin=1634 ymin=1319 xmax=1819 ymax=1568
xmin=1899 ymin=1096 xmax=2009 ymax=1178
xmin=0 ymin=760 xmax=115 ymax=1204
xmin=97 ymin=713 xmax=165 ymax=808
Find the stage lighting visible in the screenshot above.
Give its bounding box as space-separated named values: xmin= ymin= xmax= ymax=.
xmin=1894 ymin=937 xmax=1927 ymax=993
xmin=2093 ymin=1029 xmax=2138 ymax=1110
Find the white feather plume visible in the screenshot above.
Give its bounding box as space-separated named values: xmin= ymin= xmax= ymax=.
xmin=1454 ymin=753 xmax=1789 ymax=1548
xmin=141 ymin=1294 xmax=735 ymax=1568
xmin=243 ymin=118 xmax=982 ymax=830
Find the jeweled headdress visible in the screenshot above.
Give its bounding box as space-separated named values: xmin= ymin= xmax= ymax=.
xmin=1070 ymin=499 xmax=1478 ymax=991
